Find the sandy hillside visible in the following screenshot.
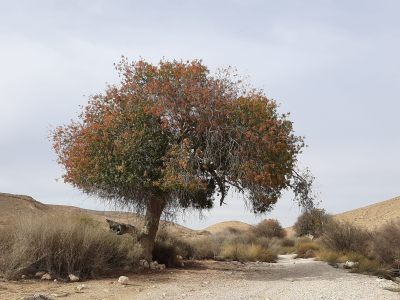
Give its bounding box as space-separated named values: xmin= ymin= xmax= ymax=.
xmin=333 ymin=196 xmax=400 ymax=230
xmin=0 ymin=192 xmax=196 ymax=238
xmin=204 ymin=220 xmax=254 ymax=234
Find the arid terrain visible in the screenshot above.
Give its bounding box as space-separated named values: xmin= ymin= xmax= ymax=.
xmin=1 ymin=255 xmax=399 ymax=300
xmin=1 ymin=193 xmax=400 ymax=299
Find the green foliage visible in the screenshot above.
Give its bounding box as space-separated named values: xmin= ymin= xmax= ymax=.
xmin=52 ymin=58 xmax=313 ymax=214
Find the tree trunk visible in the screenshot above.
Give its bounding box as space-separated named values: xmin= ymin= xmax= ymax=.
xmin=139 ymin=197 xmax=167 ymax=261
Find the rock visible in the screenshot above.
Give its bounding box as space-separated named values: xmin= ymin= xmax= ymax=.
xmin=41 ymin=273 xmax=52 ymax=280
xmin=76 ymin=284 xmax=86 ymax=292
xmin=53 ymin=279 xmax=58 ymax=283
xmin=21 ymin=274 xmax=27 ymax=279
xmin=35 ymin=271 xmax=46 ymax=278
xmin=157 ymin=264 xmax=166 ymax=271
xmin=68 ymin=274 xmax=80 ymax=282
xmin=150 ymin=261 xmax=159 ymax=270
xmin=139 ymin=259 xmax=150 ymax=269
xmin=344 ymin=261 xmax=359 ymax=269
xmin=118 ymin=276 xmax=129 ymax=285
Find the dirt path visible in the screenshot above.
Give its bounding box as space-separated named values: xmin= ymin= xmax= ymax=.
xmin=1 ymin=255 xmax=399 ymax=300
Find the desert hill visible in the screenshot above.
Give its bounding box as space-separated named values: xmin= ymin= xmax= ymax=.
xmin=1 ymin=193 xmax=399 ymax=236
xmin=333 ymin=196 xmax=400 ymax=230
xmin=0 ymin=192 xmax=195 ymax=238
xmin=204 ymin=221 xmax=254 ymax=234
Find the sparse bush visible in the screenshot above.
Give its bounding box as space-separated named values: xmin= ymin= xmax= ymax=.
xmin=293 ymin=208 xmax=331 ymax=237
xmin=0 ymin=214 xmax=141 ymax=279
xmin=321 ymin=220 xmax=372 ymax=256
xmin=190 ymin=237 xmax=220 ymax=259
xmin=153 ymin=230 xmax=194 ymax=266
xmin=281 ymin=238 xmax=295 ymax=247
xmin=315 ymin=249 xmax=342 ymax=264
xmin=371 ymin=220 xmax=400 ymax=267
xmin=254 ymin=219 xmax=286 ymax=238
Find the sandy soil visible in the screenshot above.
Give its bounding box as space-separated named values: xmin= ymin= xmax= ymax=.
xmin=1 ymin=255 xmax=399 ymax=300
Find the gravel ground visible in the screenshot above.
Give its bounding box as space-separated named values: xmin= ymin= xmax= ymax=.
xmin=1 ymin=255 xmax=399 ymax=300
xmin=137 ymin=255 xmax=399 ymax=300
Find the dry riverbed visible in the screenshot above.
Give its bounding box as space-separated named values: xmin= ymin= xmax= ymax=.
xmin=1 ymin=255 xmax=399 ymax=300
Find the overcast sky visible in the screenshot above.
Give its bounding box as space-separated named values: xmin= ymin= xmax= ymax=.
xmin=0 ymin=0 xmax=399 ymax=229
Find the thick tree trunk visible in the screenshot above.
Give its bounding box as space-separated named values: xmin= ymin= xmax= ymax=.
xmin=139 ymin=197 xmax=167 ymax=261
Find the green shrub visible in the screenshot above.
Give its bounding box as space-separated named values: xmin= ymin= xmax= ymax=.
xmin=0 ymin=214 xmax=141 ymax=279
xmin=254 ymin=219 xmax=286 ymax=238
xmin=293 ymin=208 xmax=331 ymax=237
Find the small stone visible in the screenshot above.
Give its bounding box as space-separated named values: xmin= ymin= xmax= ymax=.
xmin=68 ymin=274 xmax=80 ymax=282
xmin=41 ymin=273 xmax=52 ymax=280
xmin=157 ymin=264 xmax=166 ymax=271
xmin=76 ymin=284 xmax=86 ymax=292
xmin=21 ymin=274 xmax=27 ymax=279
xmin=35 ymin=271 xmax=46 ymax=278
xmin=139 ymin=259 xmax=150 ymax=269
xmin=344 ymin=261 xmax=359 ymax=269
xmin=53 ymin=279 xmax=58 ymax=283
xmin=118 ymin=276 xmax=129 ymax=285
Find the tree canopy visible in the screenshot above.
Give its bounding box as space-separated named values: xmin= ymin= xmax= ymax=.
xmin=52 ymin=58 xmax=314 ymax=259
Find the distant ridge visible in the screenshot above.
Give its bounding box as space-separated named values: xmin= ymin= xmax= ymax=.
xmin=334 ymin=196 xmax=400 ymax=230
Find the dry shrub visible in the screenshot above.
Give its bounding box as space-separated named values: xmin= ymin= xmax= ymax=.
xmin=372 ymin=220 xmax=400 ymax=267
xmin=281 ymin=238 xmax=295 ymax=247
xmin=190 ymin=237 xmax=220 ymax=259
xmin=153 ymin=230 xmax=194 ymax=266
xmin=293 ymin=208 xmax=331 ymax=237
xmin=254 ymin=219 xmax=286 ymax=238
xmin=295 ymin=240 xmax=320 ymax=258
xmin=220 ymin=243 xmax=277 ymax=262
xmin=321 ymin=220 xmax=372 ymax=256
xmin=316 ymin=249 xmax=343 ymax=264
xmin=0 ymin=214 xmax=141 ymax=279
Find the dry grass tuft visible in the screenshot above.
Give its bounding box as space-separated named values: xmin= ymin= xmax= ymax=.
xmin=0 ymin=214 xmax=141 ymax=279
xmin=220 ymin=243 xmax=277 ymax=262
